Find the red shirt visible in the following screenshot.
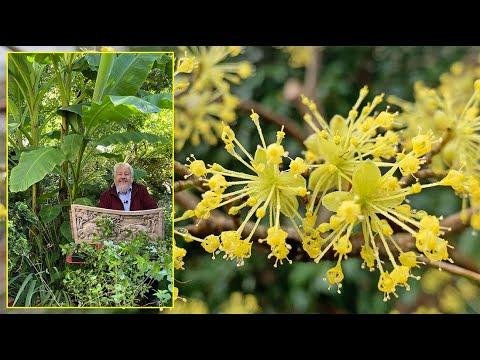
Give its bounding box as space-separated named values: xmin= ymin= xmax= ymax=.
xmin=99 ymin=182 xmax=157 ymax=210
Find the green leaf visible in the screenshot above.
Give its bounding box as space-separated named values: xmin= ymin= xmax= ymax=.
xmin=109 ymin=95 xmax=160 ymax=112
xmin=14 ymin=273 xmax=34 ymax=306
xmin=102 ymin=53 xmax=159 ymax=96
xmin=25 ymin=279 xmax=37 ymax=306
xmin=85 ymin=54 xmax=101 ymax=70
xmin=92 ymin=53 xmax=115 ymax=102
xmin=143 ymin=93 xmax=172 ymax=110
xmin=322 ymin=191 xmax=353 ymax=212
xmin=96 ymin=132 xmax=161 ymax=146
xmin=8 ymin=122 xmax=19 ymax=133
xmin=73 ymin=197 xmax=93 ymax=206
xmin=83 ymin=95 xmax=160 ymax=134
xmin=60 ymin=221 xmax=73 ymax=241
xmin=152 ymin=53 xmax=171 ymax=71
xmin=61 ymin=134 xmax=84 ymax=162
xmin=32 ymin=53 xmax=61 ymax=64
xmin=352 ymin=161 xmax=381 ymax=199
xmin=134 ymin=168 xmax=148 ymax=180
xmin=59 ymin=104 xmax=84 ymax=116
xmin=9 ymin=147 xmax=65 ymax=193
xmin=39 ymin=205 xmax=62 ymax=223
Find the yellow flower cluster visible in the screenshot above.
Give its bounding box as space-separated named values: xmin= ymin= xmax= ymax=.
xmin=281 ymin=46 xmax=318 ymax=68
xmin=175 ymin=84 xmax=457 ymax=301
xmin=390 ymin=59 xmax=480 ymax=229
xmin=174 ymin=47 xmax=254 ymax=150
xmin=175 ymin=111 xmax=307 ymax=267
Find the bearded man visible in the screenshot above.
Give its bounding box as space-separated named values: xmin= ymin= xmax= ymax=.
xmin=99 ymin=162 xmax=157 ymax=211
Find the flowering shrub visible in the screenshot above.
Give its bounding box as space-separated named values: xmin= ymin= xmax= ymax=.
xmin=174 ymin=48 xmax=480 ymax=310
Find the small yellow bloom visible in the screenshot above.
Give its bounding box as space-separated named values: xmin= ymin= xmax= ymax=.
xmin=187 ymin=159 xmax=207 ymax=177
xmin=326 ymin=263 xmax=344 ymax=293
xmin=174 ymin=246 xmax=187 ymax=270
xmin=201 ymin=235 xmax=221 ymax=258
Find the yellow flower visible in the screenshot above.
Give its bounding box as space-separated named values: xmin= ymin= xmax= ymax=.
xmin=281 ymin=46 xmax=318 ymax=68
xmin=173 ymin=245 xmax=187 ymax=270
xmin=174 ymin=89 xmax=239 ymax=150
xmin=180 ymin=46 xmax=254 ymax=94
xmin=174 ymin=46 xmax=252 ymax=150
xmin=302 ymin=87 xmax=412 ymax=232
xmin=175 ymin=112 xmax=306 ymax=267
xmin=314 ymin=161 xmax=448 ymax=299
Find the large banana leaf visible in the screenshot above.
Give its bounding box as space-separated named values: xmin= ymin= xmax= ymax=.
xmin=8 ymin=55 xmax=48 ymax=111
xmin=95 ymin=131 xmax=162 ymax=146
xmin=142 ymin=92 xmax=173 ymax=110
xmin=61 ymin=134 xmax=84 ymax=162
xmin=100 ymin=53 xmax=159 ymax=97
xmin=9 ymin=147 xmax=65 ymax=193
xmin=83 ymin=95 xmax=160 ymax=135
xmin=93 ymin=53 xmax=115 ymax=102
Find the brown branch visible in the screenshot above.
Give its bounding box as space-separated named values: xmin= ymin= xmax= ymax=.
xmin=174 ymin=160 xmax=192 ymax=178
xmin=420 ymin=255 xmax=480 ymax=282
xmin=442 ymin=208 xmax=472 ymax=234
xmin=175 ymin=191 xmax=201 ymax=212
xmin=175 ymin=182 xmax=479 ymax=276
xmin=174 ymin=179 xmax=203 ymax=192
xmin=399 ymin=169 xmax=446 ymax=187
xmin=303 ymin=47 xmax=320 ymax=101
xmin=174 ymin=161 xmax=209 ymax=192
xmin=185 ymin=217 xmax=300 ymax=243
xmin=175 ymin=191 xmax=300 ymax=242
xmin=238 ymin=100 xmax=306 ymax=143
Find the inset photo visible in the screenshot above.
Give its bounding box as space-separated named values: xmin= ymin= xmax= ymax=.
xmin=6 ymin=51 xmax=174 ymax=308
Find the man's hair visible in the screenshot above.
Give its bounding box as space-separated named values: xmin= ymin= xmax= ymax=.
xmin=113 ymin=162 xmax=134 ymax=180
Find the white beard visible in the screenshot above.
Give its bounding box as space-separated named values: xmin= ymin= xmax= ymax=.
xmin=116 ymin=182 xmax=131 ymax=194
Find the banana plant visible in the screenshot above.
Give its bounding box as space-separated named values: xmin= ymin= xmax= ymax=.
xmin=9 ymin=52 xmax=172 ymax=206
xmin=8 ymin=54 xmax=55 ymax=212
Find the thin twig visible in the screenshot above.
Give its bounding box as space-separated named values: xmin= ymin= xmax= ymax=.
xmin=303 ymin=47 xmax=321 ymax=102
xmin=175 ymin=190 xmax=299 ymax=241
xmin=175 ymin=191 xmax=201 ymax=212
xmin=442 ymin=208 xmax=472 ymax=234
xmin=238 ymin=100 xmax=306 ymax=143
xmin=175 ymin=181 xmax=479 ymax=276
xmin=400 ymin=169 xmax=446 ymax=187
xmin=174 ymin=179 xmax=203 ymax=192
xmin=174 ymin=161 xmax=209 ymax=192
xmin=287 ymin=47 xmax=324 ymax=135
xmin=421 ymin=255 xmax=480 ymax=282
